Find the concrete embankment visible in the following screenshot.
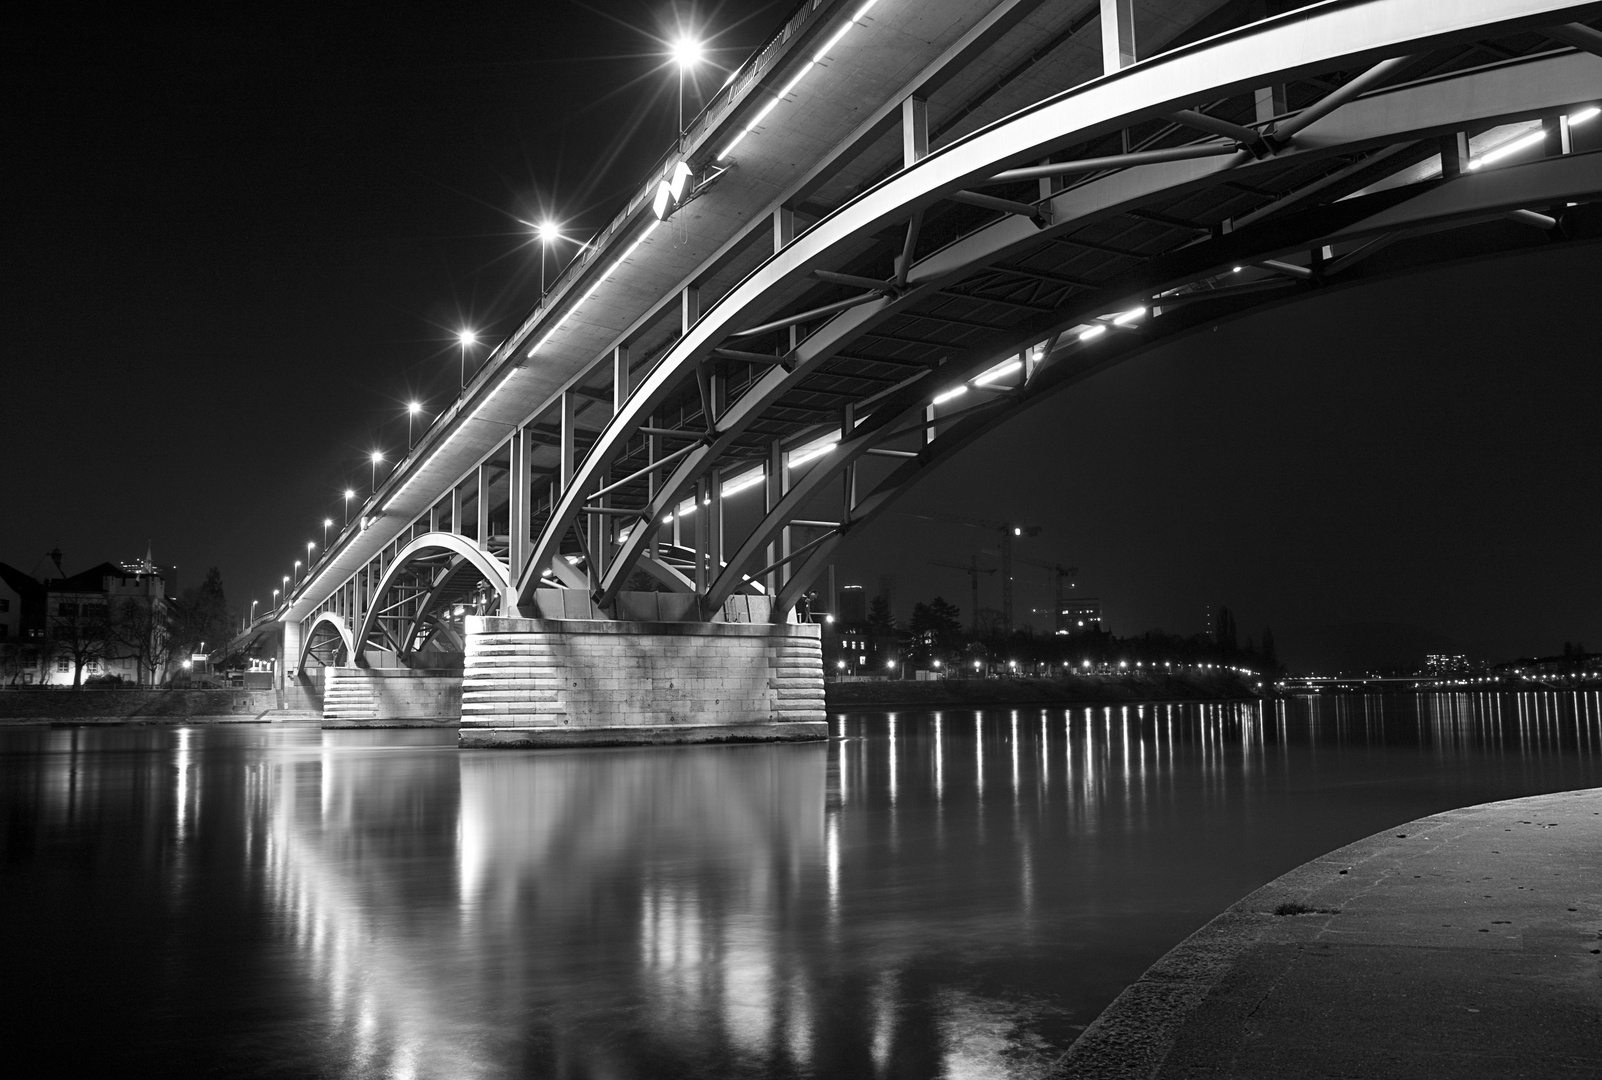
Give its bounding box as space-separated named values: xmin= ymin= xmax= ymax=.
xmin=0 ymin=689 xmax=298 ymax=724
xmin=826 ymin=673 xmax=1257 ymax=709
xmin=1062 ymin=787 xmax=1602 ymax=1079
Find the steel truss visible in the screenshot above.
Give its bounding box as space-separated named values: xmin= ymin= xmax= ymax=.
xmin=518 ymin=0 xmax=1602 ymax=621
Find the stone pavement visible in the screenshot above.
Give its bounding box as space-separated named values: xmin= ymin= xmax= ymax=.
xmin=1062 ymin=788 xmax=1602 ymax=1079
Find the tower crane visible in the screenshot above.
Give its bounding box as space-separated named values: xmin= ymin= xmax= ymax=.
xmin=1016 ymin=558 xmax=1079 ymax=632
xmin=908 ymin=511 xmax=1039 ymax=633
xmin=930 ymin=557 xmax=995 ymax=636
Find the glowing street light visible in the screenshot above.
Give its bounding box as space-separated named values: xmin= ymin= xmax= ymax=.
xmin=272 ymin=588 xmax=281 ymax=611
xmin=343 ymin=488 xmax=356 ymax=524
xmin=294 ymin=558 xmax=303 ymax=582
xmin=407 ymin=400 xmax=424 ymax=448
xmin=306 ymin=541 xmax=316 ymax=568
xmin=323 ymin=518 xmax=333 ymax=546
xmin=370 ymin=450 xmax=385 ymax=493
xmin=672 ymin=35 xmax=704 ymax=140
xmin=457 ymin=330 xmax=477 ymax=388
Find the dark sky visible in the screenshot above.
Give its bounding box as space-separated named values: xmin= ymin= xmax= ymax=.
xmin=7 ymin=2 xmax=1601 ymax=669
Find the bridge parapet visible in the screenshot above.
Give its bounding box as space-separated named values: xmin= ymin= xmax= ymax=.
xmin=458 ymin=616 xmax=825 ymax=748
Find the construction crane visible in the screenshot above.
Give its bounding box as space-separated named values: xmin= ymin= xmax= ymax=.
xmin=909 ymin=511 xmax=1039 ymax=633
xmin=930 ymin=557 xmax=995 ymax=636
xmin=1016 ymin=558 xmax=1078 ymax=632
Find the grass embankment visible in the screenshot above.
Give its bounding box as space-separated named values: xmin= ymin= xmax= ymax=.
xmin=825 ymin=672 xmax=1258 ymax=708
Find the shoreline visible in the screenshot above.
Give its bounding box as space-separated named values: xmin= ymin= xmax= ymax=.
xmin=1060 ymin=786 xmax=1602 ymax=1077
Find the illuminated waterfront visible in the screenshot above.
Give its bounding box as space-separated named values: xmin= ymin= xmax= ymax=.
xmin=3 ymin=692 xmax=1601 ymax=1078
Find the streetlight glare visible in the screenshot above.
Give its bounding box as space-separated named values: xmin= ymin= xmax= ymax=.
xmin=672 ymin=36 xmax=704 ymax=69
xmin=371 ymin=450 xmax=384 ymax=464
xmin=457 ymin=329 xmax=476 ymax=346
xmin=324 ymin=518 xmax=333 ymax=528
xmin=344 ymin=489 xmax=355 ymax=500
xmin=537 ymin=220 xmax=561 ymax=244
xmin=408 ymin=401 xmax=422 ymax=415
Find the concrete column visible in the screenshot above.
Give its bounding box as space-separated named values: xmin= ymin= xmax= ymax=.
xmin=902 ymin=96 xmax=928 ymax=167
xmin=765 ymin=440 xmax=782 ymax=598
xmin=1100 ymin=0 xmax=1136 ymax=73
xmin=1439 ymin=131 xmax=1470 ymax=178
xmin=559 ymin=390 xmax=577 ymax=493
xmin=476 ymin=463 xmax=490 ymax=552
xmin=681 ymin=286 xmax=700 ymax=334
xmin=1254 ymin=85 xmax=1286 ymax=124
xmin=509 ymin=427 xmax=530 ymax=578
xmin=694 ymin=476 xmax=710 ymax=594
xmin=449 ymin=483 xmax=463 ymax=537
xmin=612 ymin=345 xmax=630 ymax=414
xmin=773 ymin=206 xmax=795 ymax=252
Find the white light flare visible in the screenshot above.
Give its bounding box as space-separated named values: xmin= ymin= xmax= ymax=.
xmin=932 ymin=386 xmax=967 ymax=405
xmin=1077 ymin=324 xmax=1107 ymax=343
xmin=972 ymin=358 xmax=1021 ymax=387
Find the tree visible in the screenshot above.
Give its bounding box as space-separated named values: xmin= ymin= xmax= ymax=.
xmin=48 ymin=600 xmax=115 ymax=688
xmin=1261 ymin=626 xmax=1278 ymax=670
xmin=115 ymin=596 xmax=177 ymax=687
xmin=867 ymin=593 xmax=896 ymax=635
xmin=173 ymin=567 xmax=234 ymax=658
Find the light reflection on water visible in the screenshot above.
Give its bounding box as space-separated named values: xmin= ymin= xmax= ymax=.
xmin=2 ymin=692 xmax=1602 ymax=1077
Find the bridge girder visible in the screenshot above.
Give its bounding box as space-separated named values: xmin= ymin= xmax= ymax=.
xmin=518 ymin=0 xmax=1602 ymax=618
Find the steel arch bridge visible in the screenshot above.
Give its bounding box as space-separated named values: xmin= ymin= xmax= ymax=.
xmin=270 ymin=0 xmax=1602 ymax=676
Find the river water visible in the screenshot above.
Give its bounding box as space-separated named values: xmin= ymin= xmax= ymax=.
xmin=3 ymin=692 xmax=1601 ymax=1078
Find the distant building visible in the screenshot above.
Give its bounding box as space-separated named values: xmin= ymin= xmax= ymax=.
xmin=837 ymin=584 xmax=866 ymax=623
xmin=1425 ymin=653 xmax=1470 ymax=676
xmin=1057 ymin=597 xmax=1105 ymax=636
xmin=32 ymin=557 xmax=173 ymax=686
xmin=0 ymin=564 xmax=48 ymax=685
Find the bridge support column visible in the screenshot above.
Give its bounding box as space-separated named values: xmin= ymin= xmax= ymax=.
xmin=458 ymin=616 xmax=826 ymax=748
xmin=321 ymin=666 xmax=462 ymax=728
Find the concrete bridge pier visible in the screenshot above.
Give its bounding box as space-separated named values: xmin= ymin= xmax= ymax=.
xmin=457 ymin=616 xmax=827 ymax=748
xmin=321 ymin=667 xmax=463 ymax=729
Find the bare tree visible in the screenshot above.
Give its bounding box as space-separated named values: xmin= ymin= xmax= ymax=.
xmin=115 ymin=597 xmax=176 ymax=687
xmin=48 ymin=599 xmax=114 ymax=688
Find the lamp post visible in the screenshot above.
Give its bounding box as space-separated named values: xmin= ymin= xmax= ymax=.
xmin=250 ymin=599 xmax=259 ymax=626
xmin=407 ymin=401 xmax=423 ymax=448
xmin=306 ymin=541 xmax=315 ymax=571
xmin=343 ymin=488 xmax=355 ymax=525
xmin=370 ymin=450 xmax=384 ymax=493
xmin=293 ymin=559 xmax=302 ymax=583
xmin=457 ymin=330 xmax=476 ymax=388
xmin=672 ymin=36 xmax=704 ymax=141
xmin=323 ymin=518 xmax=333 ymax=546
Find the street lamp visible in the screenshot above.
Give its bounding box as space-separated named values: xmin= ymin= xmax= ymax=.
xmin=370 ymin=450 xmax=384 ymax=493
xmin=407 ymin=400 xmax=425 ymax=448
xmin=323 ymin=518 xmax=333 ymax=546
xmin=306 ymin=541 xmax=316 ymax=570
xmin=457 ymin=330 xmax=477 ymax=388
xmin=293 ymin=559 xmax=302 ymax=582
xmin=537 ymin=220 xmax=561 ymax=297
xmin=343 ymin=488 xmax=356 ymax=524
xmin=671 ymin=36 xmax=704 ymax=140
xmin=249 ymin=599 xmax=259 ymax=625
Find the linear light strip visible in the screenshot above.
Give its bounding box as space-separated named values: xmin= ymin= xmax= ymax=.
xmin=718 ymin=0 xmax=880 ymax=161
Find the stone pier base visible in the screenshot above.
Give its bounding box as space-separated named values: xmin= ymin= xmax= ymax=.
xmin=321 ymin=666 xmax=462 ymax=728
xmin=458 ymin=616 xmax=826 ymax=748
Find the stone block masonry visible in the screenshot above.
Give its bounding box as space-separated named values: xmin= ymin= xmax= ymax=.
xmin=459 ymin=616 xmax=826 ymax=748
xmin=322 ymin=667 xmax=462 ymax=728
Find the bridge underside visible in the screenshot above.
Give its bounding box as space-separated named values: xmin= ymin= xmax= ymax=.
xmin=270 ymin=0 xmax=1602 ymax=745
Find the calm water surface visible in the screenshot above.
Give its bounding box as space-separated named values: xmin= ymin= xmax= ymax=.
xmin=4 ymin=693 xmax=1602 ymax=1078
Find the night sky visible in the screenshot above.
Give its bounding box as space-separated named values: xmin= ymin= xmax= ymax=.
xmin=8 ymin=2 xmax=1601 ymax=670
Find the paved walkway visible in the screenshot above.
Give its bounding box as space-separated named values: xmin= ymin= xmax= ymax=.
xmin=1062 ymin=788 xmax=1602 ymax=1079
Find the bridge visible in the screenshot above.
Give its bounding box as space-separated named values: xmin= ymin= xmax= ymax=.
xmin=230 ymin=0 xmax=1602 ymax=745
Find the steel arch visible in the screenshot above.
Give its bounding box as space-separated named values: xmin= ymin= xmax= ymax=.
xmin=353 ymin=532 xmax=520 ymax=668
xmin=520 ymin=0 xmax=1602 ymax=615
xmin=298 ymin=612 xmax=356 ymax=677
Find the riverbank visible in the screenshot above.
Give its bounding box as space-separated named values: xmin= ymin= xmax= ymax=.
xmin=1061 ymin=786 xmax=1602 ymax=1078
xmin=0 ymin=688 xmax=296 ymax=724
xmin=825 ymin=672 xmax=1258 ymax=708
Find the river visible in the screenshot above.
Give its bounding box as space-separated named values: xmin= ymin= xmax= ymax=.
xmin=3 ymin=692 xmax=1600 ymax=1078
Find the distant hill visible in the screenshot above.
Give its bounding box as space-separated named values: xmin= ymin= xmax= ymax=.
xmin=1277 ymin=622 xmax=1461 ymax=675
